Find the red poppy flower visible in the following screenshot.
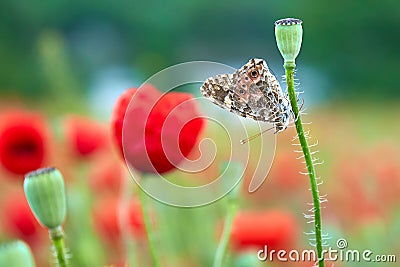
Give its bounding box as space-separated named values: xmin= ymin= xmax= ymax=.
xmin=128 ymin=200 xmax=147 ymax=237
xmin=370 ymin=145 xmax=400 ymax=209
xmin=1 ymin=191 xmax=44 ymax=246
xmin=0 ymin=110 xmax=49 ymax=175
xmin=230 ymin=210 xmax=298 ymax=251
xmin=88 ymin=155 xmax=124 ymax=195
xmin=64 ymin=116 xmax=110 ymax=158
xmin=92 ymin=197 xmax=146 ymax=244
xmin=271 ymin=149 xmax=307 ymax=190
xmin=92 ymin=197 xmax=121 ymax=244
xmin=376 ymin=158 xmax=400 ymax=207
xmin=331 ymin=149 xmax=399 ymax=226
xmin=111 ymin=84 xmax=204 ymax=174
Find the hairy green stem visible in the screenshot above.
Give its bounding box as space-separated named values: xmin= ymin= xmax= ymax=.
xmin=213 ymin=201 xmax=237 ymax=267
xmin=138 ymin=187 xmax=161 ymax=267
xmin=49 ymin=226 xmax=69 ymax=267
xmin=285 ymin=66 xmax=324 ymax=267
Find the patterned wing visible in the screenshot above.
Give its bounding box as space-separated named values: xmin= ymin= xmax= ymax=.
xmin=232 ymin=58 xmax=280 ymax=122
xmin=200 ymin=73 xmax=251 ymax=118
xmin=200 ymin=58 xmax=291 ymax=132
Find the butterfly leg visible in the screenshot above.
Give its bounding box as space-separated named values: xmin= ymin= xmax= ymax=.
xmin=290 ymin=98 xmax=305 ymax=122
xmin=298 ymin=97 xmax=304 ymax=109
xmin=290 ymin=109 xmax=297 ymax=121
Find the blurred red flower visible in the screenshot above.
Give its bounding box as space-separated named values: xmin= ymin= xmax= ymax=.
xmin=0 ymin=110 xmax=49 ymax=175
xmin=92 ymin=197 xmax=121 ymax=244
xmin=230 ymin=210 xmax=298 ymax=251
xmin=271 ymin=150 xmax=307 ymax=190
xmin=332 ymin=146 xmax=400 ymax=226
xmin=111 ymin=84 xmax=204 ymax=174
xmin=64 ymin=115 xmax=110 ymax=158
xmin=92 ymin=197 xmax=146 ymax=244
xmin=371 ymin=145 xmax=400 ymax=209
xmin=376 ymin=158 xmax=400 ymax=207
xmin=128 ymin=200 xmax=147 ymax=237
xmin=1 ymin=191 xmax=44 ymax=246
xmin=88 ymin=155 xmax=125 ymax=195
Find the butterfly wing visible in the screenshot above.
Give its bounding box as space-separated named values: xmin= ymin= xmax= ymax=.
xmin=200 ymin=73 xmax=255 ymax=119
xmin=200 ymin=58 xmax=291 ymax=131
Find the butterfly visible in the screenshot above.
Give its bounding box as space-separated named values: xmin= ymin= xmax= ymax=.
xmin=200 ymin=58 xmax=291 ymax=138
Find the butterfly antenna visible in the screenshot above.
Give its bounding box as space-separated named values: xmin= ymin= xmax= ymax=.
xmin=240 ymin=126 xmax=275 ymax=145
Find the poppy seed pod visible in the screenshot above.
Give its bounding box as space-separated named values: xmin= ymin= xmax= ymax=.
xmin=275 ymin=18 xmax=303 ymax=68
xmin=0 ymin=240 xmax=35 ymax=267
xmin=24 ymin=167 xmax=67 ymax=229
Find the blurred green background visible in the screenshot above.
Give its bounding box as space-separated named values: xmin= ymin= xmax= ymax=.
xmin=1 ymin=0 xmax=400 ymax=108
xmin=0 ymin=1 xmax=399 ymax=267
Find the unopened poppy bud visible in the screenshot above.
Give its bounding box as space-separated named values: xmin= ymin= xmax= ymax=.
xmin=24 ymin=167 xmax=67 ymax=229
xmin=0 ymin=240 xmax=35 ymax=267
xmin=275 ymin=18 xmax=303 ymax=68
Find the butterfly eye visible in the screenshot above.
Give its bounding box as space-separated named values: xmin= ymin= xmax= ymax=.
xmin=239 ymin=89 xmax=245 ymax=94
xmin=248 ymin=68 xmax=259 ymax=79
xmin=251 ymin=70 xmax=258 ymax=77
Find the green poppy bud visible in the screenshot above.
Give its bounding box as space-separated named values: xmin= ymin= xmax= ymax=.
xmin=24 ymin=167 xmax=67 ymax=229
xmin=0 ymin=240 xmax=35 ymax=267
xmin=275 ymin=18 xmax=303 ymax=68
